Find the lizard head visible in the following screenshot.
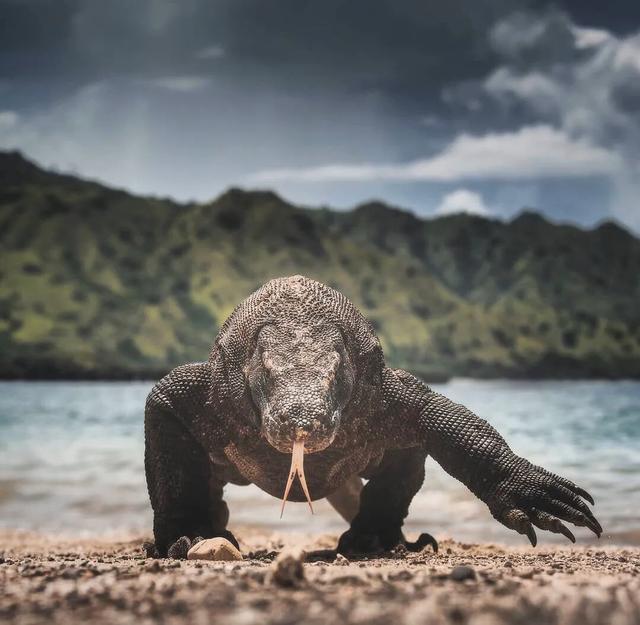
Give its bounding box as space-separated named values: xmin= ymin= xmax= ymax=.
xmin=246 ymin=322 xmax=355 ymax=454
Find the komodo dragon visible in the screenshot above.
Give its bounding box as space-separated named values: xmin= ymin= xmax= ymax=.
xmin=144 ymin=275 xmax=601 ymax=558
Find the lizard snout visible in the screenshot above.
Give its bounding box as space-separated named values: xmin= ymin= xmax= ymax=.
xmin=263 ymin=400 xmax=340 ymax=454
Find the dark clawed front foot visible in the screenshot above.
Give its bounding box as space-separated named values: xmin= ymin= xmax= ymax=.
xmin=404 ymin=532 xmax=438 ymax=554
xmin=487 ymin=456 xmax=603 ymax=546
xmin=337 ymin=527 xmax=438 ymax=557
xmin=337 ymin=528 xmax=386 ymax=557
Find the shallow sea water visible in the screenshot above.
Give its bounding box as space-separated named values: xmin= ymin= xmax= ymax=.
xmin=0 ymin=379 xmax=638 ymax=545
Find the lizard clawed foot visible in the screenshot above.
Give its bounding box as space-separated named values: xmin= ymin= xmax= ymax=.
xmin=485 ymin=455 xmax=602 ymax=546
xmin=337 ymin=527 xmax=438 ymax=558
xmin=145 ymin=529 xmax=240 ymax=559
xmin=404 ymin=532 xmax=439 ymax=553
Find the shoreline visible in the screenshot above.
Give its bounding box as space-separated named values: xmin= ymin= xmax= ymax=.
xmin=2 ymin=528 xmax=639 ymax=625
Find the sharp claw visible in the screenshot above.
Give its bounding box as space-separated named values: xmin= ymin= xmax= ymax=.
xmin=581 ymin=511 xmax=603 ymax=537
xmin=576 ymin=498 xmax=597 ymax=518
xmin=529 ymin=507 xmax=578 ymax=544
xmin=557 ymin=524 xmax=576 ymax=543
xmin=555 ymin=485 xmax=594 ymax=518
xmin=558 ymin=476 xmax=595 ymax=506
xmin=406 ymin=533 xmax=438 ymax=553
xmin=546 ymin=499 xmax=602 ymax=537
xmin=592 ymin=516 xmax=603 ymax=536
xmin=587 ymin=519 xmax=602 ymax=538
xmin=526 ymin=524 xmax=538 ymax=547
xmin=576 ymin=488 xmax=595 ymax=506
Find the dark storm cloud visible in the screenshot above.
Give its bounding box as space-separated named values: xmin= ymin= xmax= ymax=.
xmin=0 ymin=0 xmax=533 ymax=111
xmin=558 ymin=0 xmax=640 ymax=35
xmin=244 ymin=5 xmax=640 ymax=229
xmin=0 ymin=0 xmax=536 ymax=183
xmin=0 ymin=0 xmax=635 ymax=126
xmin=0 ymin=0 xmax=638 ymax=230
xmin=1 ymin=0 xmax=637 ymax=107
xmin=1 ymin=1 xmax=208 ymax=82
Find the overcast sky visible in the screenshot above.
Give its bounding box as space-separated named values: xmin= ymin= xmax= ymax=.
xmin=1 ymin=0 xmax=639 ymax=231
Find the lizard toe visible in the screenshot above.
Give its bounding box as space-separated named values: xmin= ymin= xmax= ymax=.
xmin=404 ymin=532 xmax=438 ymax=553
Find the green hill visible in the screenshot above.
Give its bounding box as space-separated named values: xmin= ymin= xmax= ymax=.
xmin=1 ymin=151 xmax=639 ymax=380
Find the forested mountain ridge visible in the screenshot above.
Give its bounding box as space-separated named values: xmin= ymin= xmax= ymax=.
xmin=1 ymin=150 xmax=639 ymax=380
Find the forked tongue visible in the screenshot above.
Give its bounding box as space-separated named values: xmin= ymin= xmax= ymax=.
xmin=280 ymin=438 xmax=314 ymax=517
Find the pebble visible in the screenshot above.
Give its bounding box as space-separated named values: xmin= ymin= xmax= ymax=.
xmin=270 ymin=549 xmax=306 ymax=588
xmin=187 ymin=538 xmax=243 ymax=562
xmin=388 ymin=569 xmax=413 ymax=582
xmin=331 ymin=574 xmax=368 ymax=586
xmin=450 ymin=565 xmax=477 ymax=582
xmin=61 ymin=568 xmax=83 ymax=580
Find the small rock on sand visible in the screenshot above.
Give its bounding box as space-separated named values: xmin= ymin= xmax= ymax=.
xmin=270 ymin=548 xmax=306 ymax=588
xmin=450 ymin=565 xmax=476 ymax=582
xmin=187 ymin=538 xmax=243 ymax=562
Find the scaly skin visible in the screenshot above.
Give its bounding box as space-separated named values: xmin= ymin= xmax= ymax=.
xmin=144 ymin=275 xmax=601 ymax=559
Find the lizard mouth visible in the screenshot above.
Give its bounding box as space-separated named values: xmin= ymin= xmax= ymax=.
xmin=280 ymin=438 xmax=314 ymax=517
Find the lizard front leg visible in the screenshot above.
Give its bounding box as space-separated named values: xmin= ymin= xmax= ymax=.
xmin=337 ymin=447 xmax=438 ymax=556
xmin=382 ymin=368 xmax=602 ymax=546
xmin=144 ymin=363 xmax=237 ymax=558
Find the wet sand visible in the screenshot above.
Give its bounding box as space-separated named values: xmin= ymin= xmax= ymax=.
xmin=1 ymin=528 xmax=639 ymax=625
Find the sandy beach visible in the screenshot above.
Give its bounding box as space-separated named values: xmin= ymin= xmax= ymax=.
xmin=1 ymin=528 xmax=639 ymax=625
